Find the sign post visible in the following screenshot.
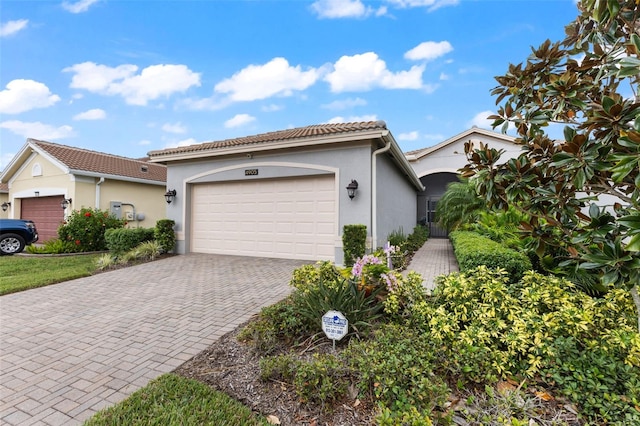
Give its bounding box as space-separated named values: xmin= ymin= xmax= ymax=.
xmin=321 ymin=310 xmax=349 ymax=350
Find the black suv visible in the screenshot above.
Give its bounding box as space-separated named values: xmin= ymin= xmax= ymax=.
xmin=0 ymin=219 xmax=39 ymax=255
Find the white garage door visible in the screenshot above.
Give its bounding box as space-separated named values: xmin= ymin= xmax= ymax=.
xmin=191 ymin=175 xmax=336 ymax=261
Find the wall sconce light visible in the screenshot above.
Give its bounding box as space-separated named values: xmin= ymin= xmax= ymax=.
xmin=60 ymin=198 xmax=72 ymax=210
xmin=1 ymin=202 xmax=10 ymax=212
xmin=346 ymin=179 xmax=359 ymax=200
xmin=164 ymin=189 xmax=177 ymax=204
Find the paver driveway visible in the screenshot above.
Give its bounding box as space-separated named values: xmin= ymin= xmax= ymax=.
xmin=0 ymin=254 xmax=307 ymax=425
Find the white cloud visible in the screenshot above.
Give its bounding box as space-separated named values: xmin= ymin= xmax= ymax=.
xmin=325 ymin=52 xmax=424 ymax=92
xmin=311 ymin=0 xmax=386 ymax=18
xmin=215 ymin=57 xmax=320 ymax=102
xmin=321 ymin=97 xmax=367 ymax=110
xmin=164 ymin=137 xmax=199 ymax=149
xmin=468 ymin=110 xmax=494 ymax=129
xmin=261 ymin=104 xmax=283 ymax=112
xmin=327 ymin=114 xmax=378 ymax=123
xmin=64 ymin=62 xmax=201 ymax=105
xmin=0 ymin=19 xmax=28 ymax=37
xmin=176 ymin=138 xmax=197 ymax=146
xmin=138 ymin=139 xmax=152 ymax=146
xmin=0 ymin=120 xmax=74 ymax=140
xmin=161 ymin=122 xmax=187 ymax=134
xmin=73 ymin=108 xmax=106 ymax=120
xmin=386 ymin=0 xmax=459 ymax=12
xmin=0 ymin=79 xmax=61 ymax=114
xmin=439 ymin=72 xmax=450 ymax=80
xmin=398 ymin=131 xmax=419 ymax=141
xmin=225 ymin=113 xmax=256 ymax=128
xmin=405 ymin=41 xmax=453 ymax=61
xmin=62 ymin=0 xmax=101 ymax=14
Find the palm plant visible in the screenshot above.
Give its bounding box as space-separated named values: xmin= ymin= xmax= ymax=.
xmin=435 ymin=178 xmax=485 ymax=231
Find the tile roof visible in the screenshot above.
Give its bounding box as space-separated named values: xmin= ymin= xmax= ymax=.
xmin=30 ymin=139 xmax=166 ymax=183
xmin=148 ymin=121 xmax=388 ymax=157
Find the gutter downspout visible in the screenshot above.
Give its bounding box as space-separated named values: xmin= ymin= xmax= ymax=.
xmin=371 ymin=133 xmax=392 ymax=252
xmin=96 ymin=177 xmax=105 ymax=208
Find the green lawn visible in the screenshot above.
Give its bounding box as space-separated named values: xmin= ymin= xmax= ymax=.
xmin=0 ymin=253 xmax=101 ymax=295
xmin=85 ymin=374 xmax=267 ymax=426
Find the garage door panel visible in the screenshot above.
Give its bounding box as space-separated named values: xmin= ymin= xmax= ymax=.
xmin=21 ymin=196 xmax=65 ymax=242
xmin=192 ymin=175 xmax=335 ymax=261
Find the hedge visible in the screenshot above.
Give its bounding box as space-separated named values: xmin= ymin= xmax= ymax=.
xmin=449 ymin=230 xmax=532 ymax=283
xmin=105 ymin=227 xmax=155 ymax=253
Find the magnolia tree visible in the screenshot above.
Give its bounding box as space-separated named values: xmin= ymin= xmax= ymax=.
xmin=460 ymin=0 xmax=640 ymax=329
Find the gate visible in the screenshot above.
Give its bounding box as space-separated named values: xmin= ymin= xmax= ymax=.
xmin=427 ymin=198 xmax=448 ymax=238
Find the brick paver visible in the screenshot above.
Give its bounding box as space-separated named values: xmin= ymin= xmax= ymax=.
xmin=0 ymin=254 xmax=306 ymax=425
xmin=404 ymin=238 xmax=459 ymax=291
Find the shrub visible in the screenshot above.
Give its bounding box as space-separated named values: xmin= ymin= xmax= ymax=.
xmin=58 ymin=208 xmax=124 ymax=252
xmin=95 ymin=253 xmax=117 ymax=271
xmin=401 ymin=267 xmax=640 ymax=423
xmin=155 ymin=219 xmax=176 ymax=253
xmin=294 ymin=275 xmax=384 ymax=340
xmin=450 ymin=230 xmax=532 ymax=283
xmin=342 ymin=224 xmax=367 ymax=267
xmin=346 ymin=324 xmax=450 ymax=418
xmin=293 ymin=354 xmax=351 ymax=404
xmin=289 ymin=261 xmax=343 ymax=294
xmin=404 ymin=224 xmax=429 ymax=253
xmin=105 ymin=227 xmax=155 ymax=253
xmin=260 ymin=353 xmax=352 ymax=405
xmin=25 ymin=238 xmax=76 ymax=254
xmin=386 ymin=227 xmax=407 ymax=247
xmin=238 ymin=296 xmax=310 ymax=354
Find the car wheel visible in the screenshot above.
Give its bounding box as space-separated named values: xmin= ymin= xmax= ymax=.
xmin=0 ymin=233 xmax=26 ymax=255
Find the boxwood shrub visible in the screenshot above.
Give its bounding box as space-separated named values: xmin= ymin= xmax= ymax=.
xmin=105 ymin=227 xmax=155 ymax=253
xmin=449 ymin=230 xmax=532 ymax=282
xmin=342 ymin=224 xmax=367 ymax=267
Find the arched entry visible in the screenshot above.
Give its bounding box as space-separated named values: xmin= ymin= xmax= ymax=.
xmin=417 ymin=172 xmax=458 ymax=238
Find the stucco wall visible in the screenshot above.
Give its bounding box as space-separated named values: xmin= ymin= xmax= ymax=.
xmin=375 ymin=152 xmax=418 ymax=248
xmin=163 ymin=141 xmax=376 ymax=261
xmin=5 ymin=153 xmax=71 ymax=219
xmin=410 ymin=135 xmax=521 ymax=178
xmin=97 ymin=179 xmax=166 ymax=228
xmin=0 ymin=193 xmax=8 ymax=218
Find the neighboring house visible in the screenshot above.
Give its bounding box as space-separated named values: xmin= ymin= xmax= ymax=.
xmin=405 ymin=127 xmax=522 ymax=236
xmin=0 ymin=183 xmax=9 ymax=219
xmin=0 ymin=139 xmax=167 ymax=242
xmin=148 ymin=121 xmax=423 ymax=264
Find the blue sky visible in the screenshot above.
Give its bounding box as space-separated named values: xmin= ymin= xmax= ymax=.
xmin=1 ymin=0 xmax=579 ymax=169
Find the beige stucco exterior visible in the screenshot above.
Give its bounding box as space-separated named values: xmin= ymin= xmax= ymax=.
xmin=1 ymin=143 xmax=166 ymax=228
xmin=0 ymin=191 xmax=8 ymax=219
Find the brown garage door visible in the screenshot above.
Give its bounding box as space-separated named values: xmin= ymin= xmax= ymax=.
xmin=21 ymin=196 xmax=65 ymax=242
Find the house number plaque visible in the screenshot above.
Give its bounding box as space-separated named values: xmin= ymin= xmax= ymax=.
xmin=245 ymin=169 xmax=258 ymax=176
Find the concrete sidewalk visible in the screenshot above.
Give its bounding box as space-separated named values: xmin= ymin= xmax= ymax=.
xmin=404 ymin=237 xmax=459 ymax=291
xmin=0 ymin=254 xmax=306 ymax=425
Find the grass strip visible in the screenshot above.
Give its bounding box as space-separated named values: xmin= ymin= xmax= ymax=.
xmin=85 ymin=373 xmax=268 ymax=426
xmin=0 ymin=254 xmax=100 ymax=295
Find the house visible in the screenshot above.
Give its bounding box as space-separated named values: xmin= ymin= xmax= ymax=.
xmin=0 ymin=140 xmax=167 ymax=242
xmin=148 ymin=121 xmax=423 ymax=264
xmin=0 ymin=183 xmax=9 ymax=219
xmin=405 ymin=127 xmax=522 ymax=236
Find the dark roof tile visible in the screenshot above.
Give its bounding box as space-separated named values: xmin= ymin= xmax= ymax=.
xmin=30 ymin=139 xmax=166 ymax=183
xmin=148 ymin=121 xmax=387 ymax=157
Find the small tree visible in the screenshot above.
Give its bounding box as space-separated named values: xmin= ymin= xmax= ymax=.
xmin=461 ymin=0 xmax=640 ymax=329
